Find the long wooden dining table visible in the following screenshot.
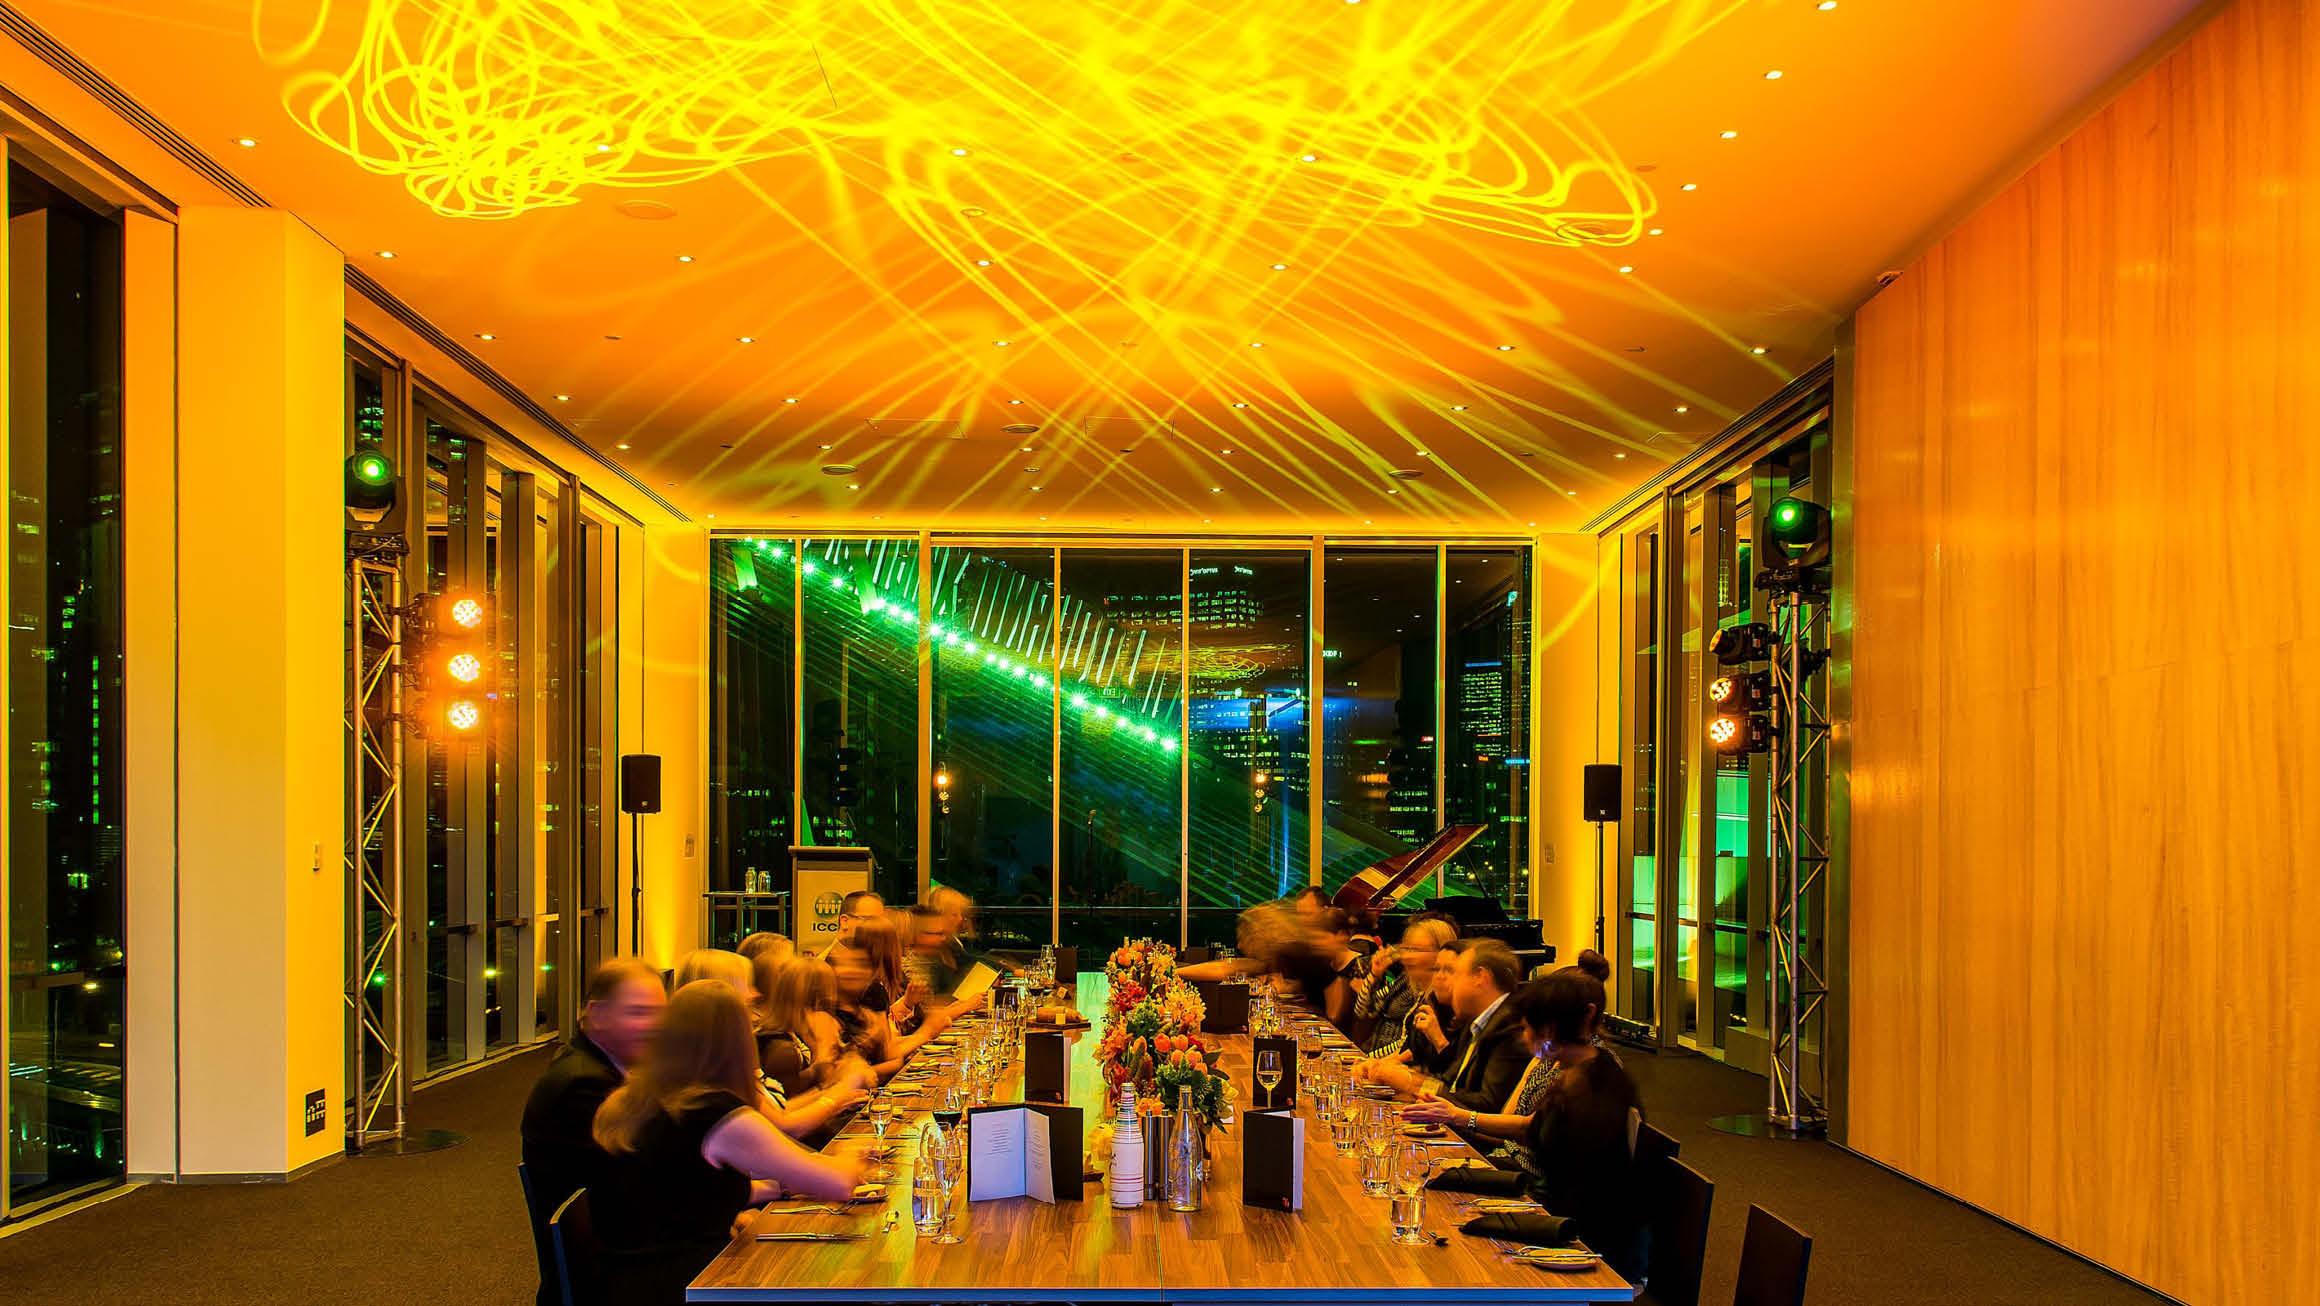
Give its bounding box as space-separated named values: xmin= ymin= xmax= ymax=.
xmin=688 ymin=976 xmax=1636 ymax=1303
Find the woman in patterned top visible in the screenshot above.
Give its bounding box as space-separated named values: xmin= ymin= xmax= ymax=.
xmin=1488 ymin=949 xmax=1614 ymax=1178
xmin=1356 ymin=917 xmax=1459 ymax=1055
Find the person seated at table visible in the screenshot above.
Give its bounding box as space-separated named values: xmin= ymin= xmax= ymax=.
xmin=736 ymin=931 xmax=793 ymax=964
xmin=818 ymin=890 xmax=885 ymax=955
xmin=903 ymin=903 xmax=969 ymax=996
xmin=926 ymin=884 xmax=1024 ymax=977
xmin=591 ymin=979 xmax=868 ymax=1306
xmin=1358 ymin=938 xmax=1528 ymax=1112
xmin=1401 ymin=963 xmax=1648 ymax=1281
xmin=1484 ymin=950 xmax=1613 ymax=1180
xmin=1353 ymin=917 xmax=1457 ymax=1053
xmin=675 ymin=947 xmax=755 ymax=995
xmin=849 ymin=914 xmax=927 ymax=1032
xmin=828 ymin=932 xmax=979 ymax=1078
xmin=1316 ymin=908 xmax=1369 ymax=1029
xmin=752 ymin=952 xmax=844 ymax=1097
xmin=742 ymin=953 xmax=874 ymax=1138
xmin=519 ymin=958 xmax=666 ymax=1306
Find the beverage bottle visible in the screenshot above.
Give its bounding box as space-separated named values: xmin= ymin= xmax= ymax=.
xmin=1167 ymin=1085 xmax=1202 ymax=1212
xmin=1109 ymin=1087 xmax=1144 ymax=1209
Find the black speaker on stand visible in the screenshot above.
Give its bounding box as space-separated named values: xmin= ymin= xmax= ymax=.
xmin=1582 ymin=764 xmax=1620 ymax=952
xmin=620 ymin=755 xmax=663 ymax=957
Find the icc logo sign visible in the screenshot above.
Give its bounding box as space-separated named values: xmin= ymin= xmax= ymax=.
xmin=813 ymin=892 xmax=843 ymax=933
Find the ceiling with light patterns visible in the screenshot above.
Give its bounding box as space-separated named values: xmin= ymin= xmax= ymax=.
xmin=18 ymin=0 xmax=2198 ymax=529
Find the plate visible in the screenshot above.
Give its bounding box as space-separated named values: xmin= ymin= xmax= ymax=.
xmin=1514 ymin=1248 xmax=1599 ymax=1273
xmin=1401 ymin=1123 xmax=1447 ymax=1139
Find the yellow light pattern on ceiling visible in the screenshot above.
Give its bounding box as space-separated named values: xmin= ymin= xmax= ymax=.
xmin=262 ymin=0 xmax=1772 ymax=525
xmin=277 ymin=0 xmax=1710 ymax=238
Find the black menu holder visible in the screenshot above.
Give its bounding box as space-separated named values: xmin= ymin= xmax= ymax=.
xmin=1252 ymin=1035 xmax=1298 ymax=1112
xmin=1024 ymin=1030 xmax=1069 ymax=1104
xmin=1196 ymin=980 xmax=1249 ymax=1034
xmin=1240 ymin=1108 xmax=1305 ymax=1212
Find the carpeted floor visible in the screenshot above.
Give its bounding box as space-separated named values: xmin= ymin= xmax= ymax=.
xmin=0 ymin=1042 xmax=2171 ymax=1305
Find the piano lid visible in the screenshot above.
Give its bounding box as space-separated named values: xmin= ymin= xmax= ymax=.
xmin=1329 ymin=823 xmax=1489 ymax=914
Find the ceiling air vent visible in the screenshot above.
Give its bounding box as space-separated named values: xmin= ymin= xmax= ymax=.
xmin=1389 ymin=468 xmax=1424 ymax=480
xmin=1001 ymin=423 xmax=1041 ymax=435
xmin=821 ymin=464 xmax=857 ymax=476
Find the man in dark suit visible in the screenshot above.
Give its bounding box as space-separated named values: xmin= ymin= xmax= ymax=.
xmin=1360 ymin=938 xmax=1530 ymax=1115
xmin=520 ymin=958 xmax=665 ymax=1306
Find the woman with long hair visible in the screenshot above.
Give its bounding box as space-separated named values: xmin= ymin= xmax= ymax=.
xmin=590 ymin=980 xmax=865 ymax=1305
xmin=1399 ymin=961 xmax=1648 ymax=1280
xmin=851 ymin=915 xmax=924 ymax=1032
xmin=742 ymin=953 xmax=871 ymax=1138
xmin=828 ymin=932 xmax=975 ymax=1078
xmin=1485 ymin=949 xmax=1615 ymax=1180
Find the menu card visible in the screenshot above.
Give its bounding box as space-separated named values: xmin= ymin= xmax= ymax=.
xmin=1024 ymin=1030 xmax=1069 ymax=1104
xmin=949 ymin=962 xmax=999 ymax=1009
xmin=967 ymin=1104 xmax=1084 ymax=1204
xmin=1240 ymin=1108 xmax=1305 ymax=1212
xmin=1252 ymin=1035 xmax=1298 ymax=1112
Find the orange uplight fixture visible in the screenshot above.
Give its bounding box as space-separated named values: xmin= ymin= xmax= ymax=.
xmin=448 ymin=596 xmax=485 ymax=629
xmin=446 ymin=700 xmax=484 ymax=733
xmin=446 ymin=652 xmax=484 ymax=684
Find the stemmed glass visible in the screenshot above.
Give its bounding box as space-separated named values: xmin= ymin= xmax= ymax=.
xmin=1391 ymin=1140 xmax=1434 ymax=1245
xmin=930 ymin=1124 xmax=968 ymax=1245
xmin=1255 ymin=1049 xmax=1283 ymax=1111
xmin=866 ymin=1099 xmax=896 ymax=1182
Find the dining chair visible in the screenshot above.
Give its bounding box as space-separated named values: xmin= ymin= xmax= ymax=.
xmin=1637 ymin=1120 xmax=1681 ymax=1168
xmin=550 ymin=1188 xmax=606 ymax=1306
xmin=1731 ymin=1204 xmax=1813 ymax=1306
xmin=1634 ymin=1158 xmax=1714 ymax=1306
xmin=517 ymin=1162 xmax=561 ymax=1305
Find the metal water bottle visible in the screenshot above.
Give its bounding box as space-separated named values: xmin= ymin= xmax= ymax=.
xmin=1167 ymin=1085 xmax=1203 ymax=1212
xmin=1109 ymin=1087 xmax=1145 ymax=1209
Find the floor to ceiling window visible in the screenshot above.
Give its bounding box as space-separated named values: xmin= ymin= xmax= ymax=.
xmin=930 ymin=545 xmax=1055 ymax=949
xmin=709 ymin=537 xmax=1534 ymax=950
xmin=1186 ymin=550 xmax=1309 ymax=947
xmin=1058 ymin=549 xmax=1184 ymax=952
xmin=1318 ymin=549 xmax=1439 ymax=893
xmin=5 ymin=163 xmax=126 ymax=1217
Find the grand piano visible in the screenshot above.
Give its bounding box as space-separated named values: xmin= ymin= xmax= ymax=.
xmin=1329 ymin=821 xmax=1555 ymax=974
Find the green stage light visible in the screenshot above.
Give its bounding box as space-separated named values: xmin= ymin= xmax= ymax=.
xmin=1767 ymin=495 xmax=1832 ymax=558
xmin=345 ymin=451 xmax=397 ymax=523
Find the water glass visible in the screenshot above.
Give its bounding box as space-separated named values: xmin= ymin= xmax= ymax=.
xmin=912 ymin=1162 xmax=944 ymax=1235
xmin=1361 ymin=1146 xmax=1392 ymax=1197
xmin=1395 ymin=1140 xmax=1433 ymax=1196
xmin=1329 ymin=1108 xmax=1357 ymax=1157
xmin=1390 ymin=1191 xmax=1427 ymax=1244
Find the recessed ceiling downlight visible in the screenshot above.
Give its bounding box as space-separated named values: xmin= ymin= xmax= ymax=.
xmin=1001 ymin=423 xmax=1041 ymax=435
xmin=1389 ymin=468 xmax=1424 ymax=481
xmin=616 ymin=200 xmax=677 ymax=220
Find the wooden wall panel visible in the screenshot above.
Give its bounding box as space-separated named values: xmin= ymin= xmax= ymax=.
xmin=1848 ymin=2 xmax=2320 ymax=1301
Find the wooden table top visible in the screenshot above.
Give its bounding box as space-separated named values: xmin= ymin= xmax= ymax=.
xmin=689 ymin=976 xmax=1635 ymax=1303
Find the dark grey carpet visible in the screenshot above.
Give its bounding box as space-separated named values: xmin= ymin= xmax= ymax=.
xmin=0 ymin=1042 xmax=2171 ymax=1305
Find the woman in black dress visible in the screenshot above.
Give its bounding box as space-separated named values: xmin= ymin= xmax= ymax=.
xmin=591 ymin=979 xmax=867 ymax=1305
xmin=1399 ymin=964 xmax=1648 ymax=1280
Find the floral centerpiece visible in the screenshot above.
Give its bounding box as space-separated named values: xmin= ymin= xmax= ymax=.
xmin=1097 ymin=940 xmax=1231 ymax=1129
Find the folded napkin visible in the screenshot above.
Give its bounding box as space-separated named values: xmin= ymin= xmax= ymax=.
xmin=1425 ymin=1165 xmax=1528 ymax=1197
xmin=1459 ymin=1208 xmax=1577 ymax=1245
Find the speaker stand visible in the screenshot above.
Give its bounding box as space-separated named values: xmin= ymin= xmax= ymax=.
xmin=629 ymin=811 xmax=645 ymax=956
xmin=1591 ymin=819 xmax=1608 ymax=953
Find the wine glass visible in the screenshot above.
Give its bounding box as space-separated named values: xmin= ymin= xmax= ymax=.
xmin=931 ymin=1125 xmax=968 ymax=1245
xmin=1255 ymin=1049 xmax=1283 ymax=1110
xmin=1394 ymin=1139 xmax=1434 ymax=1197
xmin=867 ymin=1099 xmax=896 ymax=1182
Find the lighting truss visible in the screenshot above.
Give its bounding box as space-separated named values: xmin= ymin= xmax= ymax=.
xmin=346 ymin=541 xmax=406 ymax=1148
xmin=1764 ymin=582 xmax=1831 ymax=1136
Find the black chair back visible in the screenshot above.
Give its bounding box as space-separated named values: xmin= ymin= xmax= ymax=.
xmin=1052 ymin=946 xmax=1079 ymax=978
xmin=1732 ymin=1204 xmax=1813 ymax=1306
xmin=518 ymin=1162 xmax=561 ymax=1306
xmin=1637 ymin=1120 xmax=1681 ymax=1169
xmin=550 ymin=1188 xmax=605 ymax=1306
xmin=1636 ymin=1158 xmax=1713 ymax=1306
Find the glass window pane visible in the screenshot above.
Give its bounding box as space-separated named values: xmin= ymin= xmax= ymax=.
xmin=1187 ymin=550 xmax=1309 ymax=946
xmin=6 ymin=164 xmax=126 ymax=1209
xmin=1319 ymin=549 xmax=1437 ymax=893
xmin=1058 ymin=550 xmax=1183 ymax=951
xmin=710 ymin=539 xmax=797 ymax=913
xmin=799 ymin=538 xmax=919 ymax=906
xmin=1443 ymin=548 xmax=1530 ymax=911
xmin=1621 ymin=527 xmax=1659 ymax=1027
xmin=931 ymin=546 xmax=1055 ymax=949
